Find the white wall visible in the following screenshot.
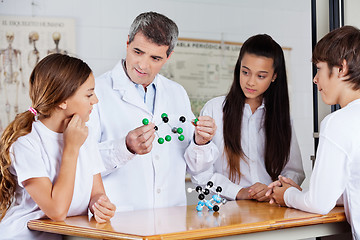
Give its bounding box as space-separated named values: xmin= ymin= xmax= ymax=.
xmin=344 ymin=0 xmax=360 ymax=29
xmin=316 ymin=0 xmax=332 ymax=125
xmin=0 ymin=0 xmax=314 ymax=189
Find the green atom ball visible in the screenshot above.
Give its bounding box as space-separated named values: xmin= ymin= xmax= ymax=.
xmin=194 ymin=118 xmax=199 ymax=125
xmin=161 ymin=113 xmax=168 ymax=118
xmin=178 ymin=135 xmax=185 ymax=141
xmin=165 ymin=135 xmax=172 ymax=142
xmin=158 ymin=138 xmax=165 ymax=144
xmin=177 ymin=127 xmax=183 ymax=134
xmin=142 ymin=118 xmax=149 ymax=125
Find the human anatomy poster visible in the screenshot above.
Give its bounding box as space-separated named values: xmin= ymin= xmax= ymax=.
xmin=160 ymin=38 xmax=291 ymax=116
xmin=0 ymin=16 xmax=75 ymax=132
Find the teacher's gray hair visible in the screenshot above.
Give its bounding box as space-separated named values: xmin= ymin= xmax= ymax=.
xmin=129 ymin=12 xmax=179 ymax=57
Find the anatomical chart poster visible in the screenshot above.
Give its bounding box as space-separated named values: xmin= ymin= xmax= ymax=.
xmin=0 ymin=16 xmax=75 ymax=132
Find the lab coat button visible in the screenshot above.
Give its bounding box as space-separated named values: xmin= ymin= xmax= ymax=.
xmin=157 ymin=188 xmax=161 ymax=194
xmin=155 ymin=155 xmax=160 ymax=160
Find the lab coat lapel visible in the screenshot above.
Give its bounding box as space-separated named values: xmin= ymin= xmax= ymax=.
xmin=111 ymin=61 xmax=151 ymax=114
xmin=122 ymin=86 xmax=149 ymax=113
xmin=153 ymin=75 xmax=165 ymax=118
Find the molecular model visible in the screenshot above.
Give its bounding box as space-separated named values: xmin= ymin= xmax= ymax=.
xmin=187 ymin=181 xmax=227 ymax=212
xmin=142 ymin=113 xmax=198 ymax=144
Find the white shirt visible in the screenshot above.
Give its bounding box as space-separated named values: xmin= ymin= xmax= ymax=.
xmin=88 ymin=60 xmax=217 ymax=212
xmin=0 ymin=121 xmax=105 ymax=240
xmin=284 ymin=98 xmax=360 ymax=240
xmin=185 ymin=96 xmax=305 ymax=200
xmin=135 ymin=82 xmax=156 ymax=114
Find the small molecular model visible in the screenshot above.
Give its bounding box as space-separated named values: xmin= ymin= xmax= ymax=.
xmin=142 ymin=113 xmax=198 ymax=144
xmin=187 ymin=181 xmax=227 ymax=212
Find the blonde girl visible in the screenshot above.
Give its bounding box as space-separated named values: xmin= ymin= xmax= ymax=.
xmin=0 ymin=53 xmax=115 ymax=239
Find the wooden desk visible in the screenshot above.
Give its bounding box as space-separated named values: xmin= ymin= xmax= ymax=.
xmin=28 ymin=200 xmax=350 ymax=240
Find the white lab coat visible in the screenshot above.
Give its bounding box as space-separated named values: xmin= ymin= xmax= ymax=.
xmin=89 ymin=60 xmax=217 ymax=211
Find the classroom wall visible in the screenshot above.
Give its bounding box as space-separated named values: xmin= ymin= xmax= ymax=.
xmin=0 ymin=0 xmax=314 ymax=189
xmin=344 ymin=0 xmax=360 ymax=27
xmin=315 ymin=0 xmax=332 ymax=126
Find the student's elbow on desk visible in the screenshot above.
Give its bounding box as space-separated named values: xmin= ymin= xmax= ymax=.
xmin=290 ymin=202 xmax=331 ymax=215
xmin=305 ymin=201 xmax=334 ymax=215
xmin=287 ymin=189 xmax=335 ymax=215
xmin=45 ymin=208 xmax=68 ymax=222
xmin=308 ymin=196 xmax=338 ymax=215
xmin=309 ymin=206 xmax=332 ymax=215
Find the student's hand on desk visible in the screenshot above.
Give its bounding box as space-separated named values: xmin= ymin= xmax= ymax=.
xmin=268 ymin=176 xmax=302 ymax=206
xmin=126 ymin=123 xmax=156 ymax=155
xmin=236 ymin=187 xmax=251 ymax=200
xmin=236 ymin=183 xmax=271 ymax=201
xmin=235 ymin=183 xmax=268 ymax=201
xmin=92 ymin=195 xmax=116 ymax=223
xmin=265 ymin=178 xmax=283 ymax=201
xmin=194 ymin=116 xmax=217 ymax=145
xmin=266 ymin=175 xmax=302 ymax=204
xmin=248 ymin=182 xmax=271 ymax=202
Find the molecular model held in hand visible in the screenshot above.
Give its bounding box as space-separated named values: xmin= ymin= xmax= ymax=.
xmin=187 ymin=181 xmax=227 ymax=212
xmin=142 ymin=113 xmax=198 ymax=144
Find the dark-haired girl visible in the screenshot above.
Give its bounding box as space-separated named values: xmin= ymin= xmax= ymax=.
xmin=186 ymin=34 xmax=304 ymax=202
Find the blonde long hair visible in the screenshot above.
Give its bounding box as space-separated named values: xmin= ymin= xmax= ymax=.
xmin=0 ymin=53 xmax=91 ymax=221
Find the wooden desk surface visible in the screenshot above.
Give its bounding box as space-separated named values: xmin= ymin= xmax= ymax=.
xmin=28 ymin=200 xmax=347 ymax=240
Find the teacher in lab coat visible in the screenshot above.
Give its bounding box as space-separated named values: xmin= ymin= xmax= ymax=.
xmin=89 ymin=11 xmax=218 ymax=211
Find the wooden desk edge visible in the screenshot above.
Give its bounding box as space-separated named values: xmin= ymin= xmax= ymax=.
xmin=28 ymin=210 xmax=347 ymax=240
xmin=156 ymin=211 xmax=347 ymax=240
xmin=28 ymin=220 xmax=142 ymax=240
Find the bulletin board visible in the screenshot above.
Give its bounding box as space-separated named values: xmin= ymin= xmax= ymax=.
xmin=0 ymin=16 xmax=76 ymax=132
xmin=160 ymin=38 xmax=291 ymax=116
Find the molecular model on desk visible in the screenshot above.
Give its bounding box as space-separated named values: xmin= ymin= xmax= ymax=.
xmin=142 ymin=113 xmax=198 ymax=144
xmin=187 ymin=181 xmax=227 ymax=212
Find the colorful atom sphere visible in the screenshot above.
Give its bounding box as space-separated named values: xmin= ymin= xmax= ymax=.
xmin=158 ymin=138 xmax=165 ymax=144
xmin=162 ymin=116 xmax=169 ymax=123
xmin=178 ymin=135 xmax=185 ymax=141
xmin=177 ymin=127 xmax=183 ymax=134
xmin=161 ymin=113 xmax=168 ymax=118
xmin=179 ymin=116 xmax=186 ymax=122
xmin=194 ymin=118 xmax=199 ymax=125
xmin=165 ymin=135 xmax=172 ymax=142
xmin=142 ymin=118 xmax=149 ymax=125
